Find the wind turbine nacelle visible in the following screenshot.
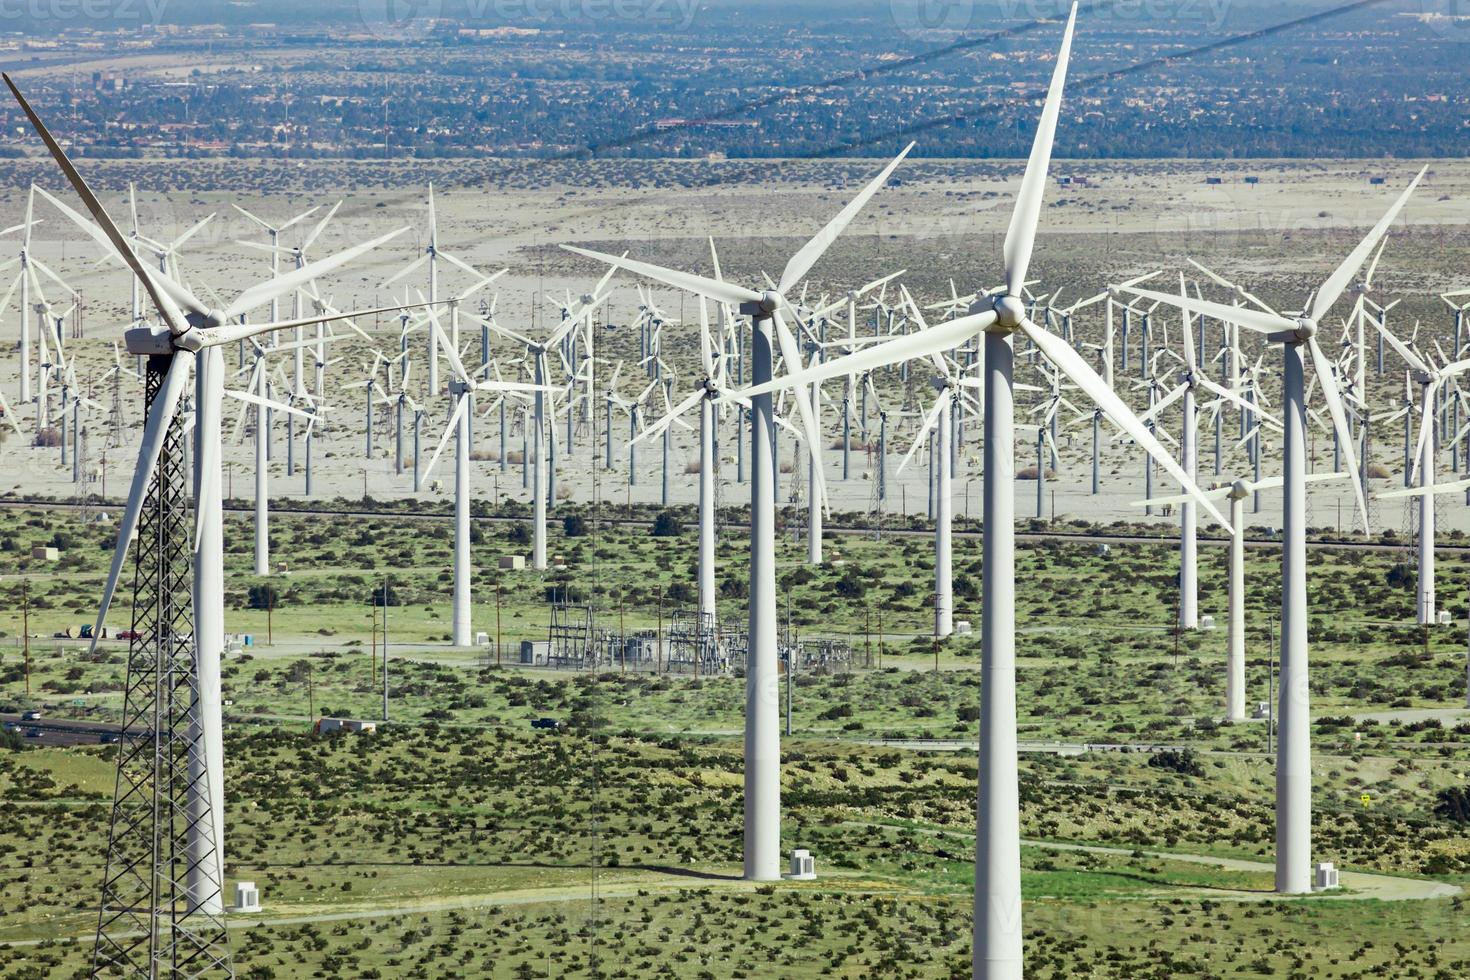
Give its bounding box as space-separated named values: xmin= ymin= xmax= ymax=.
xmin=123 ymin=325 xmax=177 ymax=356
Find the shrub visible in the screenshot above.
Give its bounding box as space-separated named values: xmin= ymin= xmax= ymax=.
xmin=651 ymin=511 xmax=683 ymax=537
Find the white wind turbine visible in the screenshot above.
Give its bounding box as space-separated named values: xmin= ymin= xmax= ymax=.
xmin=0 ymin=186 xmax=42 ymax=403
xmin=1371 ymin=320 xmax=1470 ymax=626
xmin=1136 ymin=274 xmax=1276 ymax=629
xmin=4 ymin=72 xmax=429 ymax=917
xmin=564 ymin=141 xmax=914 ymax=883
xmin=382 ymin=184 xmax=497 ymax=401
xmin=633 ymin=297 xmax=747 ymax=628
xmin=418 ymin=306 xmax=556 ymax=646
xmin=1125 ymin=166 xmax=1424 ymax=895
xmin=731 ymin=8 xmax=1225 ymax=970
xmin=893 ymin=287 xmax=981 ymax=639
xmin=232 ymin=201 xmax=322 ymax=330
xmin=1137 ymin=471 xmax=1348 ymax=722
xmin=473 ymin=287 xmax=607 ymax=572
xmin=1379 ymin=472 xmax=1470 ymax=704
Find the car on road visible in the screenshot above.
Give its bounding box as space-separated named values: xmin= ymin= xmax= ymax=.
xmin=99 ymin=733 xmax=120 ymax=745
xmin=116 ymin=630 xmax=142 ymax=641
xmin=20 ymin=710 xmax=43 ymax=721
xmin=23 ymin=728 xmax=41 ymax=739
xmin=530 ymin=718 xmax=562 ymax=730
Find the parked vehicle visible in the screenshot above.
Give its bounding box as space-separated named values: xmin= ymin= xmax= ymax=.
xmin=530 ymin=717 xmax=562 ymax=730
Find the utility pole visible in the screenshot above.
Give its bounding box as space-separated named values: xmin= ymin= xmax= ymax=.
xmin=495 ymin=584 xmax=503 ymax=668
xmin=307 ymin=663 xmax=314 ymax=727
xmin=371 ymin=602 xmax=378 ymax=688
xmin=656 ymin=584 xmax=663 ymax=675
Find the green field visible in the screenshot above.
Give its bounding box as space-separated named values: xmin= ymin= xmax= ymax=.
xmin=4 ymin=502 xmax=1470 ymax=978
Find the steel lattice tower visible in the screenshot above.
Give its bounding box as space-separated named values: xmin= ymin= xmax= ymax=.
xmin=92 ymin=356 xmax=233 ymax=980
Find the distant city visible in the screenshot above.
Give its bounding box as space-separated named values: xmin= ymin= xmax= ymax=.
xmin=0 ymin=0 xmax=1465 ymax=160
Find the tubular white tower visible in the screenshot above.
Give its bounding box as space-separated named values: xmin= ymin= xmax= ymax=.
xmin=452 ymin=381 xmax=472 ymax=646
xmin=699 ymin=395 xmax=717 ymax=623
xmin=1180 ymin=378 xmax=1198 ymax=629
xmin=1277 ymin=339 xmax=1311 ymax=894
xmin=977 ymin=325 xmax=1021 ymax=977
xmin=188 ymin=345 xmax=226 ymax=914
xmin=1417 ymin=372 xmax=1436 ymax=626
xmin=532 ymin=353 xmax=548 ymax=570
xmin=745 ymin=305 xmax=780 ymax=881
xmin=1227 ymin=482 xmax=1247 ymax=722
xmin=935 ymin=388 xmax=953 ymax=638
xmin=253 ymin=359 xmax=269 ymax=577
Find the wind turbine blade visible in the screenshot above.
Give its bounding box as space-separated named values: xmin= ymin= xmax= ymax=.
xmin=1374 ymin=317 xmax=1431 ymax=375
xmin=201 ymin=302 xmax=436 ymax=348
xmin=1003 ymin=2 xmax=1077 ymax=295
xmin=226 ymin=226 xmax=409 ymax=319
xmin=561 ymin=245 xmax=761 ymax=308
xmin=778 ymin=143 xmax=913 ymax=295
xmin=1378 ymin=476 xmax=1470 ymax=500
xmin=298 ymin=201 xmax=341 ymax=253
xmin=223 ymin=387 xmax=317 ymax=420
xmin=1124 ymin=286 xmax=1292 ymax=337
xmin=632 ymin=388 xmax=704 ymax=447
xmin=896 ymin=389 xmax=948 ymax=476
xmin=772 ymin=308 xmax=827 ymax=513
xmin=421 ymin=396 xmax=467 ymax=484
xmin=741 ymin=309 xmax=998 ymax=399
xmin=1022 ymin=316 xmax=1233 ymax=532
xmin=1307 ymin=336 xmax=1369 ymax=533
xmin=381 ymin=252 xmax=431 ymax=289
xmin=90 ymin=353 xmax=192 ymax=652
xmin=1310 ymin=166 xmax=1425 ymax=323
xmin=4 ymin=75 xmax=198 ymax=332
xmin=31 ymin=183 xmax=200 ymax=326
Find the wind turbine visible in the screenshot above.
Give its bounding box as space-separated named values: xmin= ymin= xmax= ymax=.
xmin=0 ymin=186 xmax=41 ymax=402
xmin=1371 ymin=320 xmax=1470 ymax=626
xmin=1125 ymin=166 xmax=1424 ymax=894
xmin=1136 ymin=274 xmax=1276 ymax=629
xmin=418 ymin=306 xmax=555 ymax=647
xmin=893 ymin=287 xmax=982 ymax=639
xmin=479 ymin=287 xmax=608 ymax=570
xmin=1137 ymin=471 xmax=1348 ymax=722
xmin=382 ymin=184 xmax=498 ymax=401
xmin=232 ymin=200 xmax=321 ymax=329
xmin=634 ymin=298 xmax=747 ymax=629
xmin=2 ymin=72 xmax=421 ymax=954
xmin=729 ymin=9 xmax=1224 ymax=971
xmin=564 ymin=141 xmax=913 ymax=884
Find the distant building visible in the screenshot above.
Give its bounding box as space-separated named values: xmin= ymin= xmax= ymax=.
xmin=1369 ymin=176 xmax=1386 ymax=185
xmin=1243 ymin=176 xmax=1261 ymax=185
xmin=1205 ymin=176 xmax=1223 ymax=185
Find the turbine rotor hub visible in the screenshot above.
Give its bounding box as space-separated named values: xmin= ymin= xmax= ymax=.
xmin=993 ymin=293 xmax=1026 ymax=329
xmin=1229 ymin=479 xmax=1251 ymax=500
xmin=759 ymin=291 xmax=781 ymax=314
xmin=1293 ymin=317 xmax=1317 ymax=341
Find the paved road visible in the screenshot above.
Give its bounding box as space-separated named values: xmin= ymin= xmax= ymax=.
xmin=0 ymin=713 xmax=121 ymax=748
xmin=2 ymin=497 xmax=1459 ymax=555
